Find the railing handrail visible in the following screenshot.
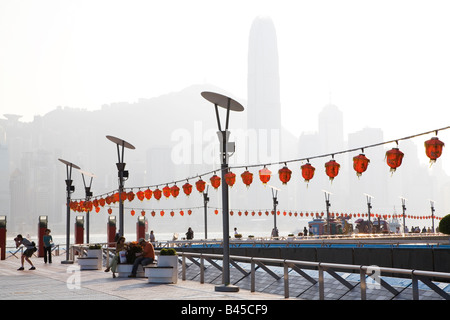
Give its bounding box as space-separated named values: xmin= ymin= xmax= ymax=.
xmin=177 ymin=251 xmax=450 ymax=300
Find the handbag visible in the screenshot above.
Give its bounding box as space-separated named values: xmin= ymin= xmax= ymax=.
xmin=119 ymin=250 xmax=127 ymax=264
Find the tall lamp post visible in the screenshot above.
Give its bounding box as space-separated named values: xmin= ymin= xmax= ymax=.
xmin=58 ymin=158 xmax=80 ymax=264
xmin=201 ymin=91 xmax=244 ymax=293
xmin=268 ymin=185 xmax=280 ymax=237
xmin=400 ymin=197 xmax=407 ymax=233
xmin=203 ymin=185 xmax=210 ymax=239
xmin=106 ymin=135 xmax=135 ymax=237
xmin=430 ymin=200 xmax=435 ymax=233
xmin=323 ymin=190 xmax=332 ymax=235
xmin=364 ymin=193 xmax=374 ymax=233
xmin=80 ymin=170 xmax=96 ymax=244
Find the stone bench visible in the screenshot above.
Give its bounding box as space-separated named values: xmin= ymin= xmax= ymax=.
xmin=144 ymin=265 xmax=176 ymax=284
xmin=77 ymin=257 xmax=100 ymax=270
xmin=116 ymin=262 xmax=156 ymax=278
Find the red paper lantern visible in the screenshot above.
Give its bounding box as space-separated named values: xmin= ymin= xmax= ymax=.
xmin=188 ymin=209 xmax=192 ymax=215
xmin=136 ymin=190 xmax=145 ymax=201
xmin=99 ymin=198 xmax=105 ymax=207
xmin=144 ymin=189 xmax=152 ymax=200
xmin=95 ymin=206 xmax=100 ymax=213
xmin=160 ymin=210 xmax=165 ymax=216
xmin=151 ymin=211 xmax=156 ymax=217
xmin=241 ymin=170 xmax=253 ymax=187
xmin=108 ymin=208 xmax=112 ymax=215
xmin=353 ymin=153 xmax=370 ymax=177
xmin=180 ymin=210 xmax=184 ymax=216
xmin=141 ymin=210 xmax=145 ymax=216
xmin=170 ymin=184 xmax=180 ymax=198
xmin=278 ymin=166 xmax=292 ymax=185
xmin=127 ymin=191 xmax=135 ymax=202
xmin=163 ymin=185 xmax=171 ymax=198
xmin=196 ymin=179 xmax=206 ymax=193
xmin=210 ymin=174 xmax=221 ymax=189
xmin=325 ymin=159 xmax=340 ymax=182
xmin=424 ymin=137 xmax=445 ymax=165
xmin=153 ymin=188 xmax=162 ymax=200
xmin=225 ymin=171 xmax=236 ymax=187
xmin=182 ymin=182 xmax=193 ymax=196
xmin=301 ymin=163 xmax=315 ymax=183
xmin=386 ymin=148 xmax=404 ymax=173
xmin=170 ymin=211 xmax=174 ymax=217
xmin=259 ymin=167 xmax=271 ymax=185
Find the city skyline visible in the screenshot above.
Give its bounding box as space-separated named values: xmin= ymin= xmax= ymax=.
xmin=1 ymin=6 xmax=449 ymax=240
xmin=1 ymin=1 xmax=450 ymax=141
xmin=1 ymin=91 xmax=448 ymax=239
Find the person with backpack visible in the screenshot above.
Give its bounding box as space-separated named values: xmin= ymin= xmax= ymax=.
xmin=14 ymin=234 xmax=37 ymax=270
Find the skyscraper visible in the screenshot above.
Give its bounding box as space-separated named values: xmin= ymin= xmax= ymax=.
xmin=247 ymin=16 xmax=281 ymax=164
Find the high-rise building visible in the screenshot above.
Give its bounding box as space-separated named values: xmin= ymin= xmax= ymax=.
xmin=247 ymin=16 xmax=281 ymax=165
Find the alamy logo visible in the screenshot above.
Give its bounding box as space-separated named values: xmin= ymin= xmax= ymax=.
xmin=171 ymin=121 xmax=281 ymax=165
xmin=66 ymin=265 xmax=81 ymax=290
xmin=366 ymin=265 xmax=381 ymax=289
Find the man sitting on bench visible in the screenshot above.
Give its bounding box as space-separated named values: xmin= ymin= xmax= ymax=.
xmin=129 ymin=238 xmax=155 ymax=278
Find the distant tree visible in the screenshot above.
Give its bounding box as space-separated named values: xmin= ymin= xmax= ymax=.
xmin=438 ymin=214 xmax=450 ymax=235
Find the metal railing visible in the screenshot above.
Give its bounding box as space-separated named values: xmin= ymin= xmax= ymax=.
xmin=2 ymin=245 xmax=61 ymax=260
xmin=160 ymin=233 xmax=449 ymax=248
xmin=178 ymin=252 xmax=450 ymax=300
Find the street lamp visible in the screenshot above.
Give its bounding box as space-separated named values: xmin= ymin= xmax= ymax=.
xmin=201 ymin=91 xmax=244 ymax=293
xmin=106 ymin=135 xmax=135 ymax=237
xmin=203 ymin=185 xmax=210 ymax=239
xmin=79 ymin=169 xmax=96 ymax=244
xmin=323 ymin=190 xmax=332 ymax=235
xmin=58 ymin=158 xmax=80 ymax=264
xmin=430 ymin=200 xmax=435 ymax=233
xmin=400 ymin=197 xmax=407 ymax=233
xmin=268 ymin=185 xmax=280 ymax=237
xmin=364 ymin=193 xmax=374 ymax=233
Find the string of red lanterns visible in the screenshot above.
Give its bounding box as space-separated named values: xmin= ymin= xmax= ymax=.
xmin=70 ymin=200 xmax=444 ymax=223
xmin=71 ymin=127 xmax=448 ymax=204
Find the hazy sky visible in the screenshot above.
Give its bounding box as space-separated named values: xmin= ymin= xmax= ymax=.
xmin=1 ymin=0 xmax=450 ymax=143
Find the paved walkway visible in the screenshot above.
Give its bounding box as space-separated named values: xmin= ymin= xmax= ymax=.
xmin=0 ymin=254 xmax=286 ymax=301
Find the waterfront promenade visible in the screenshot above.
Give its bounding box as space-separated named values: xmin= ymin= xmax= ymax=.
xmin=0 ymin=254 xmax=284 ymax=301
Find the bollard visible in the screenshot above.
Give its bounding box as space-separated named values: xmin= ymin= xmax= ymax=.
xmin=74 ymin=216 xmax=84 ymax=245
xmin=0 ymin=216 xmax=6 ymax=260
xmin=107 ymin=215 xmax=116 ymax=247
xmin=38 ymin=216 xmax=48 ymax=258
xmin=136 ymin=216 xmax=145 ymax=241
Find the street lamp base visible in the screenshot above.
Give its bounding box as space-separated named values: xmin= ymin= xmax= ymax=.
xmin=61 ymin=260 xmax=74 ymax=264
xmin=215 ymin=284 xmax=240 ymax=293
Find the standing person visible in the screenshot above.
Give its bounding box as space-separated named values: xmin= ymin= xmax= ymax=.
xmin=105 ymin=236 xmax=126 ymax=278
xmin=42 ymin=229 xmax=53 ymax=264
xmin=14 ymin=234 xmax=37 ymax=270
xmin=129 ymin=238 xmax=155 ymax=278
xmin=186 ymin=227 xmax=194 ymax=240
xmin=149 ymin=230 xmax=155 ymax=244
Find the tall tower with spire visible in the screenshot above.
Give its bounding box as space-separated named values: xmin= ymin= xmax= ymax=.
xmin=247 ymin=16 xmax=281 ymax=164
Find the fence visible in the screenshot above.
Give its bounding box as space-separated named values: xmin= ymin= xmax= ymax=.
xmin=178 ymin=252 xmax=450 ymax=300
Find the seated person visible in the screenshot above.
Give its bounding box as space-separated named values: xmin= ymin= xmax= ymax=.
xmin=129 ymin=238 xmax=155 ymax=277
